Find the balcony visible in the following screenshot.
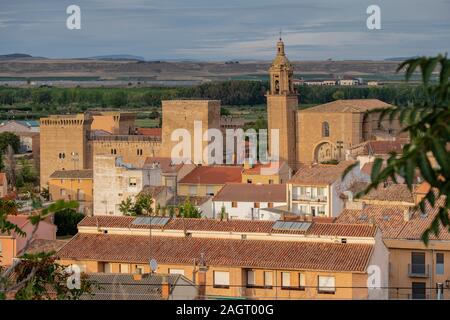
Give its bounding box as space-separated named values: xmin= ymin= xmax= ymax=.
xmin=292 ymin=195 xmax=328 ymax=202
xmin=408 ymin=264 xmax=430 ymax=278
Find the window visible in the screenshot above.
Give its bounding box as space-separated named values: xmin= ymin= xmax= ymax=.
xmin=411 ymin=252 xmax=426 ymax=275
xmin=411 ymin=282 xmax=426 ymax=299
xmin=137 ymin=149 xmax=143 ymax=156
xmin=318 ymin=276 xmax=335 ymax=294
xmin=281 ymin=272 xmax=291 ymax=288
xmin=436 ymin=253 xmax=444 ymax=275
xmin=100 ymin=262 xmax=112 ymax=273
xmin=206 ymin=186 xmax=214 ymax=196
xmin=60 ymin=179 xmax=64 ymax=184
xmin=231 ymin=202 xmax=238 ymax=208
xmin=213 ymin=271 xmax=230 ymax=288
xmin=169 ymin=268 xmax=185 ymax=276
xmin=264 ymin=271 xmax=273 ymax=288
xmin=268 ymin=179 xmax=274 ymax=184
xmin=299 ymin=273 xmax=306 ymax=290
xmin=77 ymin=189 xmax=84 ymax=201
xmin=246 ymin=270 xmax=256 ymax=287
xmin=268 ymin=202 xmax=274 ymax=208
xmin=318 ymin=206 xmax=326 ymax=215
xmin=189 ymin=185 xmax=197 ymax=196
xmin=247 ymin=179 xmax=252 ymax=184
xmin=119 ymin=264 xmax=129 ymax=274
xmin=322 ymin=122 xmax=330 ymax=137
xmin=60 ymin=189 xmax=66 ymax=196
xmin=299 ymin=205 xmax=308 ymax=214
xmin=254 ymin=202 xmax=260 ymax=209
xmin=129 ymin=177 xmax=137 ymax=187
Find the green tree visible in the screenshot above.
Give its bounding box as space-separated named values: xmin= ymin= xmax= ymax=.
xmin=134 ymin=193 xmax=154 ymax=216
xmin=118 ymin=197 xmax=135 ymax=216
xmin=0 ymin=132 xmax=20 ymax=154
xmin=332 ymin=90 xmax=345 ymax=100
xmin=54 ymin=208 xmax=84 ymax=236
xmin=0 ymin=198 xmax=93 ymax=299
xmin=177 ymin=197 xmax=202 ymax=218
xmin=344 ymin=54 xmax=450 ymax=244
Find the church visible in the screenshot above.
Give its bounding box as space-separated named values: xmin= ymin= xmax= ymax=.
xmin=39 ymin=38 xmax=404 ymax=188
xmin=266 ymin=38 xmax=404 ymax=170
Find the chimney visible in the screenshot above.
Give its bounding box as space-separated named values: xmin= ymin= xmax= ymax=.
xmin=403 ymin=208 xmax=411 ymax=222
xmin=161 ymin=275 xmax=170 ymax=300
xmin=133 ymin=273 xmax=142 ymax=281
xmin=197 ymin=267 xmax=207 ymax=300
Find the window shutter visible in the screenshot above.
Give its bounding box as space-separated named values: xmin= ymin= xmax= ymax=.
xmin=214 ymin=271 xmax=230 ymax=286
xmin=318 ymin=276 xmax=335 ymax=292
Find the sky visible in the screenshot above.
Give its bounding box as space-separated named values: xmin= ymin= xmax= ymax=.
xmin=0 ymin=0 xmax=449 ymax=60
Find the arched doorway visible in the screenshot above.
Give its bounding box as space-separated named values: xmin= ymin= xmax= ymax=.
xmin=314 ymin=142 xmax=336 ymax=163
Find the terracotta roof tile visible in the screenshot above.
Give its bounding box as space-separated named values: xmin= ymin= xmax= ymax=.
xmin=136 ymin=128 xmax=162 ymax=137
xmin=49 ymin=169 xmax=93 ymax=179
xmin=242 ymin=162 xmax=285 ymax=175
xmin=346 ymin=183 xmax=414 ymax=204
xmin=299 ymin=99 xmax=392 ymax=113
xmin=23 ymin=239 xmax=69 ymax=255
xmin=58 ymin=233 xmax=373 ymax=272
xmin=289 ymin=161 xmax=355 ymax=185
xmin=78 ymin=216 xmax=376 ymax=237
xmin=179 ymin=166 xmax=242 ymax=185
xmin=213 ymin=183 xmax=286 ymax=203
xmin=143 ymin=157 xmax=184 ymax=173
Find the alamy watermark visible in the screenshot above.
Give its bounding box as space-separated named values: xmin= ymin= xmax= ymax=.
xmin=170 ymin=121 xmax=280 ymax=175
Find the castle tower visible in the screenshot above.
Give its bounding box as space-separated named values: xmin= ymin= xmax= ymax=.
xmin=267 ymin=38 xmax=298 ymax=171
xmin=39 ymin=114 xmax=92 ymax=188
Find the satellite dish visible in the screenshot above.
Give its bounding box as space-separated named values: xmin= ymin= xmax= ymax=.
xmin=149 ymin=259 xmax=158 ymax=272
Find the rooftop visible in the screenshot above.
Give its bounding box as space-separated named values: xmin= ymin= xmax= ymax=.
xmin=58 ymin=233 xmax=373 ymax=273
xmin=80 ymin=273 xmax=195 ymax=300
xmin=336 ymin=197 xmax=450 ymax=241
xmin=179 ymin=166 xmax=242 ymax=185
xmin=300 ymin=99 xmax=392 ymax=113
xmin=143 ymin=157 xmax=184 ymax=173
xmin=289 ymin=161 xmax=355 ymax=185
xmin=49 ymin=169 xmax=93 ymax=180
xmin=345 ymin=182 xmax=415 ymax=204
xmin=213 ymin=183 xmax=286 ymax=203
xmin=136 ymin=128 xmax=162 ymax=137
xmin=78 ymin=216 xmax=376 ymax=238
xmin=242 ymin=161 xmax=285 ymax=175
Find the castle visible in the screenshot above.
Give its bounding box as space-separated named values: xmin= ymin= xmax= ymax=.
xmin=40 ymin=38 xmax=404 ymax=188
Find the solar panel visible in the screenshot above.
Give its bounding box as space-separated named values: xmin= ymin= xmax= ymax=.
xmin=272 ymin=220 xmax=312 ymax=231
xmin=132 ymin=216 xmax=170 ymax=226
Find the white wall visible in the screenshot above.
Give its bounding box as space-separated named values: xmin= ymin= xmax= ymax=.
xmin=93 ymin=155 xmax=162 ymax=216
xmin=212 ymin=200 xmax=286 ymax=220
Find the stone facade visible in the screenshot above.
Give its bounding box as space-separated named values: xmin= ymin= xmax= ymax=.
xmin=39 ymin=114 xmax=92 ymax=188
xmin=161 ymin=100 xmax=221 ymax=164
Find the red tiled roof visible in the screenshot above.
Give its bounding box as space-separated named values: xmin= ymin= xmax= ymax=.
xmin=213 ymin=183 xmax=286 ymax=203
xmin=336 ymin=205 xmax=408 ymax=239
xmin=242 ymin=162 xmax=285 ymax=175
xmin=136 ymin=128 xmax=162 ymax=137
xmin=289 ymin=161 xmax=356 ymax=185
xmin=58 ymin=233 xmax=373 ymax=272
xmin=300 ymin=99 xmax=392 ymax=113
xmin=362 ymin=140 xmax=405 ymax=156
xmin=78 ymin=216 xmax=376 ymax=237
xmin=179 ymin=166 xmax=242 ymax=185
xmin=346 ymin=182 xmax=414 ymax=204
xmin=143 ymin=157 xmax=184 ymax=173
xmin=336 ymin=198 xmax=450 ymax=241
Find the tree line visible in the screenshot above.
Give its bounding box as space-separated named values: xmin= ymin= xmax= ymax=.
xmin=0 ymin=80 xmax=427 ymax=116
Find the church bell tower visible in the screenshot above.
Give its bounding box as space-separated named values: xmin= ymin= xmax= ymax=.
xmin=267 ymin=38 xmax=298 ymax=171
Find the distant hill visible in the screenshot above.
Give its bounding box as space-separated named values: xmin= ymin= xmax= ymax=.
xmin=86 ymin=54 xmax=146 ymax=61
xmin=384 ymin=56 xmax=419 ymax=61
xmin=0 ymin=53 xmax=34 ymax=59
